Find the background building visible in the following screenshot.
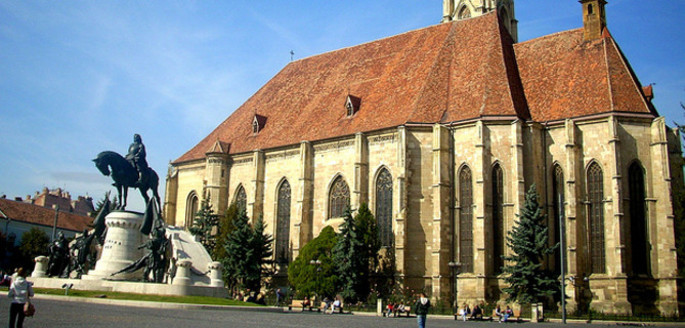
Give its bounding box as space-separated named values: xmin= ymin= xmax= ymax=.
xmin=164 ymin=0 xmax=683 ymax=315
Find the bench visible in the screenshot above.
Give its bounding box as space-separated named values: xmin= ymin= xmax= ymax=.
xmin=492 ymin=309 xmax=521 ymax=322
xmin=288 ymin=299 xmax=313 ymax=312
xmin=394 ymin=307 xmax=410 ymax=317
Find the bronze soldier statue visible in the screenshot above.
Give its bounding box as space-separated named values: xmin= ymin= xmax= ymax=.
xmin=125 ymin=134 xmax=148 ymax=187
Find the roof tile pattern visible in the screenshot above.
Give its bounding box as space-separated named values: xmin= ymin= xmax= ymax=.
xmin=175 ymin=12 xmax=654 ymax=163
xmin=515 ymin=28 xmax=653 ymax=122
xmin=0 ymin=198 xmax=93 ymax=232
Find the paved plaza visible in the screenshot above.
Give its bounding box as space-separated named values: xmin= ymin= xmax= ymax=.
xmin=0 ymin=296 xmax=630 ymax=328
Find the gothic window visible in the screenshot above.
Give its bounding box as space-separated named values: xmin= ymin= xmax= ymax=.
xmin=552 ymin=164 xmax=565 ymax=277
xmin=588 ymin=4 xmax=594 ymax=15
xmin=457 ymin=6 xmax=471 ymax=19
xmin=234 ymin=185 xmax=247 ymax=214
xmin=459 ymin=166 xmax=474 ymax=273
xmin=587 ymin=162 xmax=605 ymax=274
xmin=629 ymin=162 xmax=650 ymax=276
xmin=375 ymin=168 xmax=393 ymax=248
xmin=329 ymin=176 xmax=350 ymax=219
xmin=275 ymin=180 xmax=291 ymax=265
xmin=186 ymin=192 xmax=199 ymax=229
xmin=492 ymin=164 xmax=504 ymax=274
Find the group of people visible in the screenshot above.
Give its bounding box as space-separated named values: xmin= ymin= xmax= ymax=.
xmin=457 ymin=303 xmax=484 ymax=321
xmin=321 ymin=297 xmax=342 ymax=314
xmin=384 ymin=301 xmax=408 ymax=317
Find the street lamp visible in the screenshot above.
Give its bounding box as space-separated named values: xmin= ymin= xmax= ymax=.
xmin=448 ymin=261 xmax=462 ymax=308
xmin=310 ymin=259 xmax=322 ymax=306
xmin=51 ymin=204 xmax=60 ymax=242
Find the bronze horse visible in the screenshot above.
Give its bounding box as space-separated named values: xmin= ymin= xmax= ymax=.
xmin=93 ymin=151 xmax=160 ymax=210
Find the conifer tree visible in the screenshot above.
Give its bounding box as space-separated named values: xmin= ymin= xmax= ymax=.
xmin=246 ymin=215 xmax=273 ymax=291
xmin=189 ymin=198 xmax=219 ymax=252
xmin=332 ymin=207 xmax=363 ymax=303
xmin=502 ymin=184 xmax=559 ymax=304
xmin=222 ymin=209 xmax=253 ymax=290
xmin=288 ymin=226 xmax=339 ymax=298
xmin=213 ymin=203 xmax=238 ymax=260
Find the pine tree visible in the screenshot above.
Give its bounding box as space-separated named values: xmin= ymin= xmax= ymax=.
xmin=221 ymin=209 xmax=253 ymax=290
xmin=246 ymin=215 xmax=273 ymax=291
xmin=189 ymin=198 xmax=219 ymax=253
xmin=502 ymin=184 xmax=559 ymax=304
xmin=332 ymin=206 xmax=378 ymax=304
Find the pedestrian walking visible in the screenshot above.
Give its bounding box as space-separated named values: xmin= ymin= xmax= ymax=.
xmin=413 ymin=293 xmax=431 ymax=328
xmin=8 ymin=267 xmax=34 ymax=328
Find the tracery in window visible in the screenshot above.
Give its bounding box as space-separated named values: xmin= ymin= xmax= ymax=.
xmin=492 ymin=164 xmax=504 ymax=274
xmin=587 ymin=162 xmax=605 ymax=274
xmin=375 ymin=168 xmax=393 ymax=248
xmin=552 ymin=164 xmax=565 ymax=277
xmin=234 ymin=185 xmax=247 ymax=214
xmin=329 ymin=176 xmax=350 ymax=219
xmin=275 ymin=180 xmax=291 ymax=265
xmin=459 ymin=166 xmax=473 ymax=273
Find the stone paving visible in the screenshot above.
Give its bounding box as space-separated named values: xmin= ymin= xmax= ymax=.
xmin=0 ymin=296 xmax=649 ymax=328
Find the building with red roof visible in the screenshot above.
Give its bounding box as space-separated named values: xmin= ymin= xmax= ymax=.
xmin=164 ymin=1 xmax=683 ymax=315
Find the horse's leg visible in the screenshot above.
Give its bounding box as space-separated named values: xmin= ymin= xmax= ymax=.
xmin=141 ymin=188 xmax=150 ymax=207
xmin=122 ymin=187 xmax=128 ymax=210
xmin=116 ymin=185 xmax=124 ymax=210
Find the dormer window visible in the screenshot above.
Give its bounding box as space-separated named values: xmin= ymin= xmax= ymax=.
xmin=345 ymin=95 xmax=361 ymax=117
xmin=252 ymin=114 xmax=267 ymax=134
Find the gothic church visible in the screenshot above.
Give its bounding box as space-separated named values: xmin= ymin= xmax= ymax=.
xmin=164 ymin=0 xmax=683 ymax=315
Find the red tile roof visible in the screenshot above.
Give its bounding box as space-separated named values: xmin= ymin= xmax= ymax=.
xmin=0 ymin=198 xmax=93 ymax=232
xmin=175 ymin=12 xmax=655 ymax=163
xmin=515 ymin=28 xmax=655 ymax=122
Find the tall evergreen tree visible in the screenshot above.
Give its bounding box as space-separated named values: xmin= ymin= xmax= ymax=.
xmin=333 ymin=207 xmax=363 ymax=303
xmin=18 ymin=228 xmax=50 ymax=271
xmin=332 ymin=204 xmax=380 ymax=304
xmin=213 ymin=203 xmax=238 ymax=260
xmin=189 ymin=198 xmax=219 ymax=253
xmin=502 ymin=185 xmax=559 ymax=304
xmin=246 ymin=215 xmax=273 ymax=291
xmin=222 ymin=209 xmax=253 ymax=290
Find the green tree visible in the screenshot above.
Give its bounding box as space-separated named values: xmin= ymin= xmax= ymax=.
xmin=246 ymin=215 xmax=273 ymax=291
xmin=213 ymin=203 xmax=238 ymax=260
xmin=220 ymin=210 xmax=274 ymax=291
xmin=18 ymin=228 xmax=50 ymax=271
xmin=221 ymin=209 xmax=253 ymax=290
xmin=189 ymin=198 xmax=219 ymax=253
xmin=502 ymin=185 xmax=559 ymax=305
xmin=288 ymin=226 xmax=339 ymax=298
xmin=332 ymin=207 xmax=373 ymax=304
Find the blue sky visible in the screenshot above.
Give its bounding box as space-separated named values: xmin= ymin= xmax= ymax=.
xmin=1 ymin=1 xmax=684 ymax=212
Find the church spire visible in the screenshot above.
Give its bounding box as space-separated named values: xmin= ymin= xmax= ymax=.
xmin=580 ymin=0 xmax=607 ymax=41
xmin=442 ymin=0 xmax=518 ymax=43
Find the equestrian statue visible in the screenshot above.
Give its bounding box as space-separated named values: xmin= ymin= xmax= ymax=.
xmin=93 ymin=134 xmax=161 ymax=210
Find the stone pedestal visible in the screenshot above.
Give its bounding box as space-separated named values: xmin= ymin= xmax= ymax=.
xmin=82 ymin=211 xmax=145 ymax=281
xmin=172 ymin=259 xmax=192 ymax=286
xmin=208 ymin=261 xmax=224 ymax=287
xmin=32 ymin=256 xmax=48 ymax=278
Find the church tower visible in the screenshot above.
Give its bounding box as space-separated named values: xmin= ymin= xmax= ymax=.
xmin=442 ymin=0 xmax=518 ymax=42
xmin=580 ymin=0 xmax=607 ymax=41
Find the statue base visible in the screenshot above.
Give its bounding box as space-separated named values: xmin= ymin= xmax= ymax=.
xmin=82 ymin=211 xmax=145 ymax=281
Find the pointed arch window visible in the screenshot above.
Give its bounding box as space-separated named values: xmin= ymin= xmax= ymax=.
xmin=587 ymin=162 xmax=605 ymax=274
xmin=329 ymin=176 xmax=350 ymax=219
xmin=628 ymin=162 xmax=649 ymax=276
xmin=376 ymin=168 xmax=393 ymax=248
xmin=492 ymin=164 xmax=504 ymax=274
xmin=233 ymin=185 xmax=247 ymax=214
xmin=186 ymin=192 xmax=199 ymax=229
xmin=459 ymin=166 xmax=474 ymax=273
xmin=552 ymin=164 xmax=565 ymax=277
xmin=276 ymin=180 xmax=291 ymax=265
xmin=457 ymin=6 xmax=471 ymax=19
